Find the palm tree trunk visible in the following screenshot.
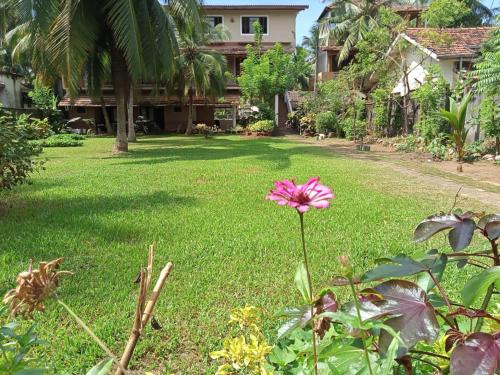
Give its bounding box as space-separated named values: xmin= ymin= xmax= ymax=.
xmin=185 ymin=89 xmax=194 ymax=135
xmin=127 ymin=83 xmax=136 ymax=142
xmin=100 ymin=96 xmax=113 ymax=134
xmin=110 ymin=43 xmax=128 ymax=153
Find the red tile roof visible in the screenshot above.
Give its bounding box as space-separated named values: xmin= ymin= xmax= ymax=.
xmin=404 ymin=27 xmax=494 ymax=58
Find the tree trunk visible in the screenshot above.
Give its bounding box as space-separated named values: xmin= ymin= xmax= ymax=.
xmin=496 ymin=136 xmax=499 ymax=156
xmin=127 ymin=83 xmax=136 ymax=142
xmin=110 ymin=43 xmax=128 ymax=153
xmin=185 ymin=90 xmax=194 ymax=135
xmin=100 ymin=96 xmax=113 ymax=134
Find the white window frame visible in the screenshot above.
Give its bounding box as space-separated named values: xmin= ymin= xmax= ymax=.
xmin=240 ymin=15 xmax=269 ymax=36
xmin=207 ymin=15 xmax=224 ymax=27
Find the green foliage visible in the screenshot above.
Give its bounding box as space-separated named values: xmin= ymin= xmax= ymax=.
xmin=248 ymin=120 xmax=274 ymax=133
xmin=421 ymin=0 xmax=474 ymax=27
xmin=471 ymin=22 xmax=500 ymax=95
xmin=32 ymin=134 xmax=85 ymax=148
xmin=478 ymin=95 xmax=500 ymax=154
xmin=426 ymin=133 xmax=450 ymax=160
xmin=396 ymin=135 xmax=418 ymax=152
xmin=0 ymin=109 xmax=43 ymax=190
xmin=28 ymin=83 xmax=64 ymax=133
xmin=440 ymin=93 xmax=472 ymax=164
xmin=341 ymin=97 xmax=366 ymax=140
xmin=0 ymin=307 xmax=46 ymax=374
xmin=238 ymin=39 xmax=311 ymax=110
xmin=370 ymin=85 xmax=392 ymax=137
xmin=315 ymin=111 xmax=338 ymax=135
xmin=411 ymin=66 xmax=450 ymax=144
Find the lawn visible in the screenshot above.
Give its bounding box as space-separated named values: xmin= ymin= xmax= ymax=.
xmin=0 ymin=135 xmax=491 ymax=374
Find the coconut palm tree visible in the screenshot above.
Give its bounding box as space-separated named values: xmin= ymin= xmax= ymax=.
xmin=170 ymin=21 xmax=229 ymax=135
xmin=11 ymin=0 xmax=202 ymax=152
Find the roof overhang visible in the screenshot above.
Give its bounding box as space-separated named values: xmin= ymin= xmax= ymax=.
xmin=203 ymin=5 xmax=308 ymax=11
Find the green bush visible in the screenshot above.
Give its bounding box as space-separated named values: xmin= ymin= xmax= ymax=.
xmin=15 ymin=114 xmax=53 ymax=140
xmin=249 ymin=120 xmax=274 ymax=133
xmin=28 ymin=82 xmax=65 ymax=133
xmin=395 ymin=135 xmax=418 ymax=152
xmin=0 ymin=110 xmax=44 ymax=189
xmin=34 ymin=134 xmax=85 ymax=147
xmin=315 ymin=111 xmax=338 ymax=135
xmin=426 ymin=133 xmax=450 ymax=159
xmin=341 ymin=118 xmax=366 ymax=140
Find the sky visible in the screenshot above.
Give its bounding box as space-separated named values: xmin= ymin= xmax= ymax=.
xmin=203 ymin=0 xmax=499 ymax=45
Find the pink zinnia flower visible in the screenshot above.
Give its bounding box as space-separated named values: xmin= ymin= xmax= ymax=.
xmin=266 ymin=177 xmax=334 ymax=213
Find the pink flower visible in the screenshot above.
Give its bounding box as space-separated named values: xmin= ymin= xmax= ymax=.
xmin=266 ymin=177 xmax=334 ymax=213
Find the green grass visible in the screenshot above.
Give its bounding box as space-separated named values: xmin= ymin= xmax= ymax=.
xmin=0 ymin=135 xmax=492 ymax=374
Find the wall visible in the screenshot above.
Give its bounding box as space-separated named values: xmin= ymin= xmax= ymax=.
xmin=0 ymin=73 xmax=25 ymax=109
xmin=317 ymin=51 xmax=328 ymax=73
xmin=206 ymin=9 xmax=298 ymax=44
xmin=164 ymin=105 xmax=188 ymax=132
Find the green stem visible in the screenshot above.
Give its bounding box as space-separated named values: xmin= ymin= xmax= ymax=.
xmin=56 ymin=297 xmax=128 ymax=374
xmin=349 ymin=278 xmax=374 ymax=375
xmin=299 ymin=213 xmax=319 ymax=375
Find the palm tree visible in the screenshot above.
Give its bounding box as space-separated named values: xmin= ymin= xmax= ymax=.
xmin=302 ymin=24 xmax=320 ymax=92
xmin=440 ymin=93 xmax=472 ymax=172
xmin=170 ymin=21 xmax=229 ymax=135
xmin=12 ymin=0 xmax=202 ymax=152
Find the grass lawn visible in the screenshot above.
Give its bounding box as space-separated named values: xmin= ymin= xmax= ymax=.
xmin=0 ymin=135 xmax=492 ymax=374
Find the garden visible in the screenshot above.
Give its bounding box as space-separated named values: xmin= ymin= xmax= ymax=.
xmin=1 ymin=134 xmax=499 ymax=374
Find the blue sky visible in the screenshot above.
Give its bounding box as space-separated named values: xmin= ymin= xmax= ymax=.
xmin=204 ymin=0 xmax=499 ymax=44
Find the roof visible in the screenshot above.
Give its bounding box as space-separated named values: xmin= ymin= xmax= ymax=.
xmin=204 ymin=4 xmax=308 ymax=11
xmin=206 ymin=42 xmax=293 ymax=55
xmin=59 ymin=94 xmax=240 ymax=108
xmin=403 ymin=27 xmax=494 ymax=59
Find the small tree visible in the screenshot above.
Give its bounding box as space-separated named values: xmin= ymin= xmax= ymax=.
xmin=421 ymin=0 xmax=475 ymax=27
xmin=28 ymin=82 xmax=64 ymax=133
xmin=440 ymin=93 xmax=472 ymax=172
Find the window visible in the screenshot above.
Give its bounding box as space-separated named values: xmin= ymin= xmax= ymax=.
xmin=241 ymin=16 xmax=268 ymax=35
xmin=207 ymin=16 xmax=223 ymax=27
xmin=76 ymin=107 xmax=86 ymax=114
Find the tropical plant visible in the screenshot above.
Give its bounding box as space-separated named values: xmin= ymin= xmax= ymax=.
xmin=440 ymin=93 xmax=472 ymax=171
xmin=471 ymin=22 xmax=500 ymax=96
xmin=315 ymin=111 xmax=338 ymax=135
xmin=302 ymin=23 xmax=320 ymax=64
xmin=249 ymin=120 xmax=274 ymax=134
xmin=28 ymin=82 xmax=65 ymax=133
xmin=169 ymin=21 xmax=229 ymax=136
xmin=0 ymin=108 xmax=44 ymax=190
xmin=12 ymin=0 xmax=202 ymax=152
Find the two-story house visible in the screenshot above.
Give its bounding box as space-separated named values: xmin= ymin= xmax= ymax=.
xmin=59 ymin=4 xmax=307 ymax=132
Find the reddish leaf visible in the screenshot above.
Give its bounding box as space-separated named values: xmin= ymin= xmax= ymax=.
xmin=451 ymin=332 xmax=500 ymax=375
xmin=414 ymin=213 xmax=476 ymax=251
xmin=361 ymin=280 xmax=439 ymax=356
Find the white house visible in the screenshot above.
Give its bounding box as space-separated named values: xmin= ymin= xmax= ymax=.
xmin=389 ymin=27 xmax=494 ymax=140
xmin=0 ymin=71 xmax=32 ymax=110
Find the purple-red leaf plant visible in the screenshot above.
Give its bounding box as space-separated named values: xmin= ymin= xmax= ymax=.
xmin=267 ymin=178 xmax=500 ymax=375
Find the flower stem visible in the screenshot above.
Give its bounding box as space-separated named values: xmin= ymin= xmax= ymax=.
xmin=348 ymin=278 xmax=374 ymax=375
xmin=56 ymin=297 xmax=129 ymax=374
xmin=299 ymin=213 xmax=319 ymax=375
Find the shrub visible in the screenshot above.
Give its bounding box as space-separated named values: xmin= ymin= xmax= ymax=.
xmin=341 ymin=117 xmax=366 ymax=141
xmin=464 ymin=140 xmax=483 ymax=161
xmin=426 ymin=133 xmax=450 ymax=160
xmin=299 ymin=113 xmax=316 ymax=135
xmin=0 ymin=110 xmax=43 ymax=190
xmin=395 ymin=135 xmax=418 ymax=152
xmin=315 ymin=111 xmax=338 ymax=135
xmin=249 ymin=120 xmax=274 ymax=133
xmin=28 ymin=82 xmax=65 ymax=133
xmin=34 ymin=134 xmax=84 ymax=147
xmin=15 ymin=115 xmax=52 ymax=140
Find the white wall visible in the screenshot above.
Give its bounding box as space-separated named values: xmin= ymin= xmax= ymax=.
xmin=0 ymin=73 xmax=25 ymax=108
